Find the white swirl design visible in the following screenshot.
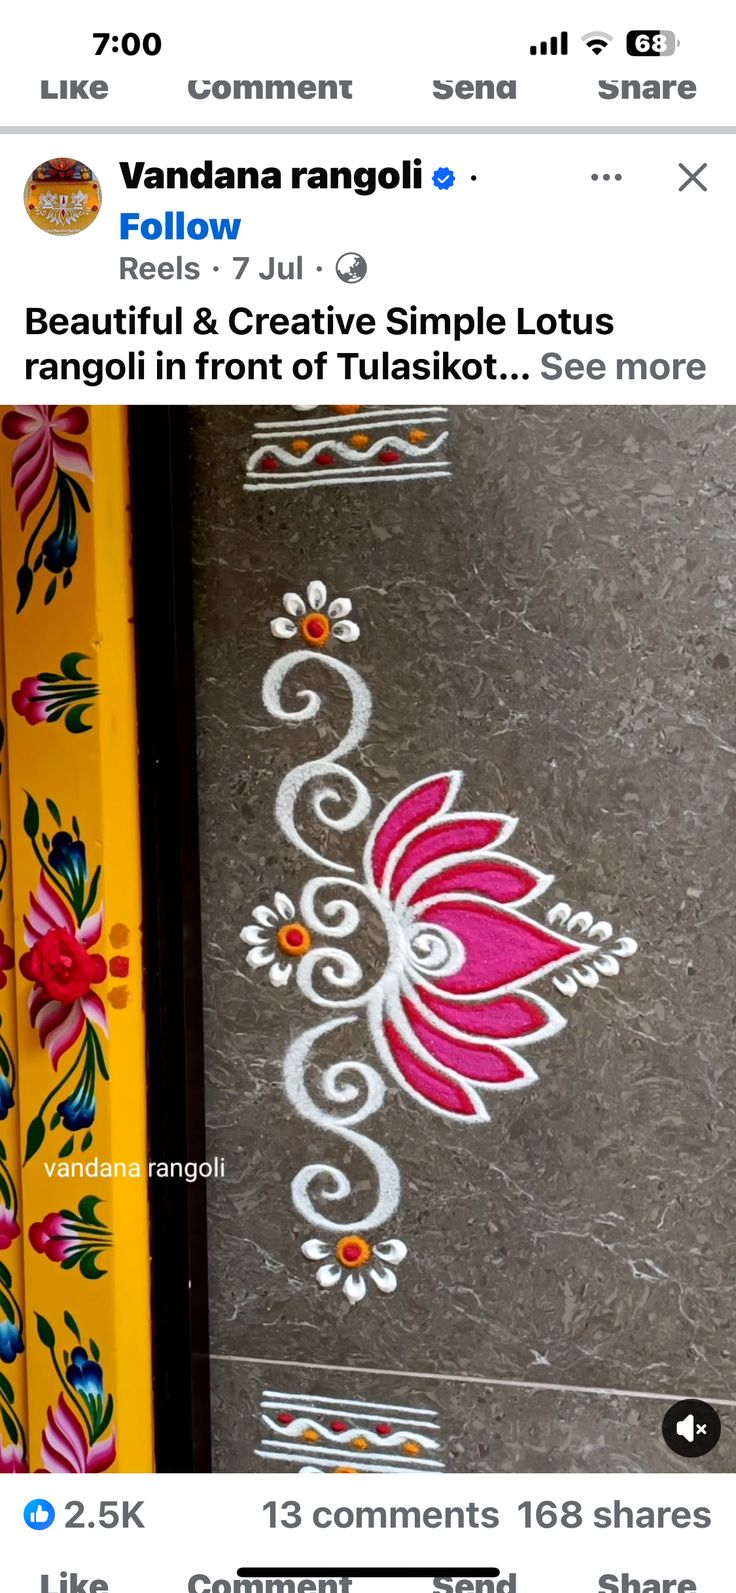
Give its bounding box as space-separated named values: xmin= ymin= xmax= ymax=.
xmin=283 ymin=1016 xmax=401 ymax=1233
xmin=263 ymin=650 xmax=373 ymax=872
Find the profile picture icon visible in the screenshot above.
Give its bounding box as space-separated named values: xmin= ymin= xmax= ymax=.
xmin=24 ymin=156 xmax=101 ymax=235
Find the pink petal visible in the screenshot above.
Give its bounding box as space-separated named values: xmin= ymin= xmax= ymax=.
xmin=78 ymin=907 xmax=103 ymax=947
xmin=383 ymin=1018 xmax=480 ymax=1117
xmin=45 ymin=1001 xmax=84 ymax=1067
xmin=419 ymin=986 xmax=555 ymax=1039
xmin=392 ymin=818 xmax=515 ymax=900
xmin=52 ymin=436 xmax=93 ymax=478
xmin=40 ymin=1396 xmax=88 ymax=1472
xmin=2 ymin=407 xmax=45 ymax=438
xmin=367 ymin=773 xmax=460 ymax=888
xmin=30 ymin=987 xmax=54 ymax=1025
xmin=419 ymin=899 xmax=583 ymax=997
xmin=409 ymin=855 xmax=545 ymax=907
xmin=81 ymin=991 xmax=108 ymax=1035
xmin=36 ymin=874 xmax=76 ymax=932
xmin=51 ymin=406 xmax=89 ymax=436
xmin=13 ymin=432 xmax=54 ymax=528
xmin=401 ymin=997 xmax=527 ymax=1084
xmin=87 ymin=1432 xmax=117 ymax=1473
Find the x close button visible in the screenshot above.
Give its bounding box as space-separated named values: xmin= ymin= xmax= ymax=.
xmin=679 ymin=161 xmax=708 ymax=191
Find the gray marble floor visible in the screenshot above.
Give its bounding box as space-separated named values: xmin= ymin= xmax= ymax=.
xmin=187 ymin=405 xmax=736 ymax=1472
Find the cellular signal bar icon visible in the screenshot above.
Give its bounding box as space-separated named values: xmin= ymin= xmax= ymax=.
xmin=530 ymin=31 xmax=568 ymax=56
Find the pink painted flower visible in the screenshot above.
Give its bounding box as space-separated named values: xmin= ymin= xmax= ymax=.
xmin=364 ymin=772 xmax=587 ymax=1120
xmin=0 ymin=930 xmax=14 ymax=989
xmin=13 ymin=676 xmax=54 ymax=725
xmin=1 ymin=406 xmax=92 ymax=529
xmin=0 ymin=1207 xmax=20 ymax=1250
xmin=19 ymin=875 xmax=107 ymax=1067
xmin=0 ymin=1437 xmax=28 ymax=1472
xmin=38 ymin=1394 xmax=116 ymax=1473
xmin=29 ymin=1211 xmax=74 ymax=1263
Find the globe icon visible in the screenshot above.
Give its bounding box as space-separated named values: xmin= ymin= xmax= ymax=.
xmin=335 ymin=252 xmax=367 ymax=283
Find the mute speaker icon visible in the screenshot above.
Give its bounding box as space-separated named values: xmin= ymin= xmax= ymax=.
xmin=663 ymin=1399 xmax=721 ymax=1457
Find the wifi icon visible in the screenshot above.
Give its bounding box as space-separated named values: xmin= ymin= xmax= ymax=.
xmin=582 ymin=31 xmax=613 ymax=54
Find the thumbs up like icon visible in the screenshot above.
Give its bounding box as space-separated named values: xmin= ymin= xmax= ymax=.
xmin=23 ymin=1498 xmax=55 ymax=1530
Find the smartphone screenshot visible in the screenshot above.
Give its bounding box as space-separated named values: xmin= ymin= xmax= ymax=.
xmin=0 ymin=4 xmax=732 ymax=1590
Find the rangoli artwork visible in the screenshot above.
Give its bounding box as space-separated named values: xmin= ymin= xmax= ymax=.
xmin=242 ymin=580 xmax=638 ymax=1304
xmin=244 ymin=405 xmax=451 ymax=491
xmin=256 ymin=1386 xmax=444 ymax=1473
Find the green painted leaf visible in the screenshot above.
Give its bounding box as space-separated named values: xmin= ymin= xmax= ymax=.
xmin=72 ymin=816 xmax=81 ymax=839
xmin=81 ymin=1130 xmax=93 ymax=1152
xmin=80 ymin=1252 xmax=106 ymax=1281
xmin=0 ymin=1369 xmax=14 ymax=1404
xmin=16 ymin=565 xmax=33 ymax=612
xmin=65 ymin=704 xmax=93 ymax=735
xmin=46 ymin=799 xmax=62 ymax=827
xmin=0 ymin=1288 xmax=15 ymax=1322
xmin=90 ymin=1339 xmax=101 ymax=1362
xmin=45 ymin=577 xmax=58 ymax=606
xmin=24 ymin=1116 xmax=45 ymax=1162
xmin=82 ymin=865 xmax=102 ymax=920
xmin=36 ymin=1313 xmax=55 ymax=1349
xmin=0 ymin=1136 xmax=6 ymax=1155
xmin=33 ymin=553 xmax=44 ymax=572
xmin=23 ymin=793 xmax=40 ymax=840
xmin=0 ymin=1406 xmax=18 ymax=1445
xmin=97 ymin=1392 xmax=114 ymax=1438
xmin=0 ymin=1261 xmax=10 ymax=1289
xmin=59 ymin=1138 xmax=74 ymax=1159
xmin=67 ymin=476 xmax=91 ymax=513
xmin=50 ymin=1112 xmax=60 ymax=1130
xmin=64 ymin=1311 xmax=80 ymax=1340
xmin=63 ymin=569 xmax=73 ymax=589
xmin=60 ymin=653 xmax=90 ymax=682
xmin=77 ymin=1195 xmax=102 ymax=1227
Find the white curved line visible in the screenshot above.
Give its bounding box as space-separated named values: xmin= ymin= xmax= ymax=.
xmin=247 ymin=431 xmax=449 ymax=470
xmin=261 ymin=1415 xmax=440 ymax=1450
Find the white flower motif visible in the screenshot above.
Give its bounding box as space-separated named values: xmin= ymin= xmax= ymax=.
xmin=301 ymin=1234 xmax=407 ymax=1303
xmin=270 ymin=580 xmax=360 ymax=648
xmin=240 ymin=892 xmax=312 ymax=987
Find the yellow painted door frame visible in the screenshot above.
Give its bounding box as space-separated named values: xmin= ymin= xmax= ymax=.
xmin=0 ymin=404 xmax=154 ymax=1472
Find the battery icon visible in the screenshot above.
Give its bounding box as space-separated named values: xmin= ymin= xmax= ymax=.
xmin=626 ymin=29 xmax=679 ymax=56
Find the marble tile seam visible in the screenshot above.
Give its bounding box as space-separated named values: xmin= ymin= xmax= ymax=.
xmin=209 ymin=1354 xmax=736 ymax=1408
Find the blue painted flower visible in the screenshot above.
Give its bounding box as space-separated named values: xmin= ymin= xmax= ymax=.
xmin=0 ymin=1320 xmax=24 ymax=1364
xmin=58 ymin=1091 xmax=95 ymax=1133
xmin=0 ymin=1073 xmax=14 ymax=1120
xmin=42 ymin=523 xmax=79 ymax=576
xmin=67 ymin=1346 xmax=103 ymax=1399
xmin=48 ymin=830 xmax=87 ymax=889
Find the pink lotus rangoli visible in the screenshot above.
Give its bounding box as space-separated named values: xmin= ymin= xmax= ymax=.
xmin=241 ymin=584 xmax=638 ymax=1300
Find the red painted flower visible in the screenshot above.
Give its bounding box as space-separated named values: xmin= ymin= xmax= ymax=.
xmin=0 ymin=931 xmax=14 ymax=989
xmin=1 ymin=406 xmax=92 ymax=529
xmin=364 ymin=772 xmax=587 ymax=1120
xmin=38 ymin=1394 xmax=116 ymax=1474
xmin=0 ymin=1207 xmax=20 ymax=1250
xmin=19 ymin=876 xmax=107 ymax=1068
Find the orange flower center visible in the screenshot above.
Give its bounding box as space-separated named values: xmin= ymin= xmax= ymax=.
xmin=335 ymin=1235 xmax=372 ymax=1269
xmin=301 ymin=611 xmax=331 ymax=647
xmin=276 ymin=922 xmax=312 ymax=958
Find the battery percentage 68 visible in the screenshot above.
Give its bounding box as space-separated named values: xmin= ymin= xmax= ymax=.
xmin=626 ymin=29 xmax=680 ymax=56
